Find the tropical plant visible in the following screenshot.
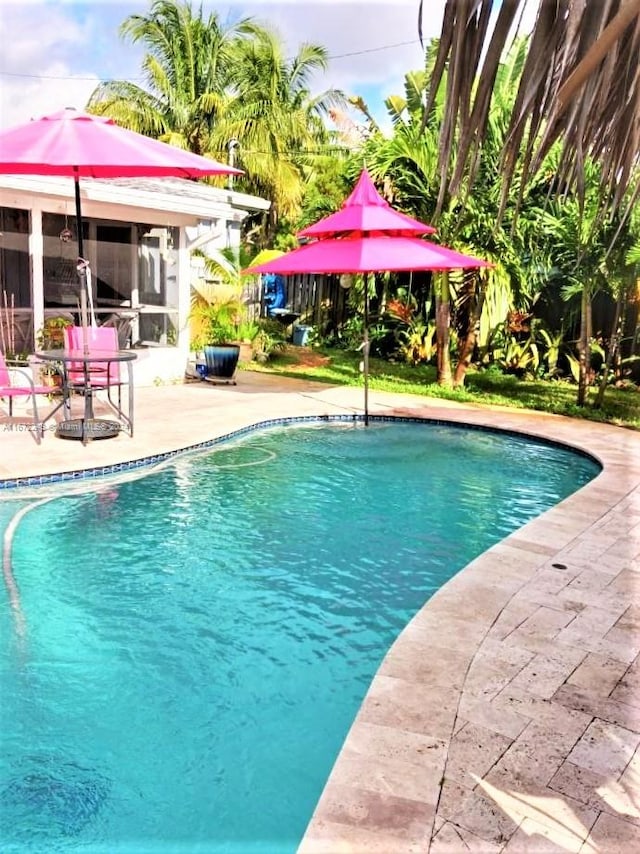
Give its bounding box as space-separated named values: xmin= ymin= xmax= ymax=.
xmin=295 ymin=155 xmax=353 ymax=232
xmin=418 ymin=0 xmax=640 ymax=231
xmin=487 ymin=316 xmax=541 ymax=378
xmin=36 ymin=316 xmax=73 ymax=350
xmin=87 ymin=1 xmax=346 ymax=246
xmin=536 ymin=159 xmax=638 ymax=405
xmin=212 ymin=30 xmax=346 ymax=242
xmin=594 ymin=226 xmax=640 ymax=407
xmin=189 ymin=297 xmax=242 ymax=348
xmin=535 ymin=323 xmax=567 ymax=379
xmin=189 ymin=244 xmax=264 ymax=351
xmin=86 ymin=0 xmax=261 ymax=156
xmin=410 ymin=1 xmax=640 ymax=397
xmin=385 ymin=297 xmax=436 ymax=365
xmin=199 ymin=244 xmax=253 ymax=289
xmin=398 ymin=320 xmax=436 ymax=366
xmin=251 ymin=319 xmax=288 ymax=363
xmin=34 ymin=316 xmax=73 ymax=381
xmin=236 ymin=318 xmax=260 ymax=344
xmin=362 ymin=39 xmax=548 ymax=387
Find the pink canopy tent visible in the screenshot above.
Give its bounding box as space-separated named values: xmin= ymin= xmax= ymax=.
xmin=243 ymin=235 xmax=489 ymax=275
xmin=245 ymin=234 xmax=490 ymax=423
xmin=0 ymin=108 xmax=242 ymax=345
xmin=298 ymin=169 xmax=436 ymax=238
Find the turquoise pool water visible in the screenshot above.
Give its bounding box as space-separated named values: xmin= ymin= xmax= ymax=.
xmin=0 ymin=421 xmax=599 ymax=853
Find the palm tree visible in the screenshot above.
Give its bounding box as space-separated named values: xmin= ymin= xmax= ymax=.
xmin=419 ymin=0 xmax=640 ymax=225
xmin=539 ymin=193 xmax=606 ymax=405
xmin=535 ymin=156 xmax=640 ymax=406
xmin=213 ymin=30 xmax=346 ymax=241
xmin=86 ymin=0 xmax=262 ymax=155
xmin=363 ymin=39 xmax=548 ymax=386
xmin=87 ymin=1 xmax=345 ymax=244
xmin=593 ymin=238 xmax=640 ymax=408
xmin=416 ymin=0 xmax=640 ymax=402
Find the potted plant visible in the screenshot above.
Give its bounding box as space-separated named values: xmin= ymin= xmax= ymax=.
xmin=34 ymin=315 xmax=73 ymax=386
xmin=189 ymin=245 xmax=265 ymax=379
xmin=190 ymin=297 xmax=242 ymax=382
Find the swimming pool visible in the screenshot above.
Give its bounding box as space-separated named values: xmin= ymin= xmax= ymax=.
xmin=0 ymin=421 xmax=599 ymax=852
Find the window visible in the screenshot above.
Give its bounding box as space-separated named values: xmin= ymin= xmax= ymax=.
xmin=137 ymin=226 xmax=179 ymax=346
xmin=0 ymin=206 xmax=31 ymax=355
xmin=0 ymin=206 xmax=31 ymax=308
xmin=42 ymin=213 xmax=87 ymax=309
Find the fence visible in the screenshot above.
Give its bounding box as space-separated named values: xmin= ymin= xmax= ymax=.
xmin=242 ymin=273 xmax=350 ymax=334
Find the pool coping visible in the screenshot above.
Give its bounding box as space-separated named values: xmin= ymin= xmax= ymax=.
xmin=0 ymin=411 xmax=600 ymax=491
xmin=2 ymin=379 xmax=639 ymax=851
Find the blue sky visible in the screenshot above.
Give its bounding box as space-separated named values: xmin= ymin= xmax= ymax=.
xmin=0 ymin=0 xmax=438 ymax=132
xmin=0 ymin=1 xmax=539 ymax=133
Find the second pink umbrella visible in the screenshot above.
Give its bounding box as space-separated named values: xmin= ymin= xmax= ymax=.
xmin=245 ymin=235 xmax=490 ymax=424
xmin=298 ymin=169 xmax=436 ymax=239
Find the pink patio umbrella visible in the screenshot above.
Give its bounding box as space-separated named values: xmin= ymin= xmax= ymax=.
xmin=0 ymin=108 xmax=242 ymax=346
xmin=244 ymin=234 xmax=490 ymax=424
xmin=298 ymin=169 xmax=436 ymax=238
xmin=243 ymin=235 xmax=489 ymax=275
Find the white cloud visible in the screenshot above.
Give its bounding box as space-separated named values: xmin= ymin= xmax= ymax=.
xmin=261 ymin=3 xmax=428 ymax=82
xmin=0 ymin=0 xmax=446 ymax=130
xmin=1 ymin=66 xmax=100 ymax=129
xmin=0 ymin=3 xmax=102 ymax=127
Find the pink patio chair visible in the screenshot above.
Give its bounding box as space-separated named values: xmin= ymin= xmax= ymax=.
xmin=64 ymin=325 xmax=121 ymax=387
xmin=0 ymin=351 xmax=56 ymax=442
xmin=62 ymin=325 xmax=133 ymax=435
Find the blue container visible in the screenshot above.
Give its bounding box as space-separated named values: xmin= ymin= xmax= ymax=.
xmin=293 ymin=325 xmax=312 ymax=346
xmin=203 ymin=344 xmax=240 ymax=379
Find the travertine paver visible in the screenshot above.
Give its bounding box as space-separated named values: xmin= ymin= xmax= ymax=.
xmin=431 ymin=820 xmax=503 ymax=852
xmin=501 ymin=816 xmax=592 ymax=853
xmin=441 ymin=723 xmax=513 ymax=786
xmin=588 ymin=811 xmax=640 ymax=850
xmin=568 ymin=653 xmax=631 ymax=696
xmin=566 ymin=719 xmax=640 ymax=778
xmin=1 ymin=374 xmax=638 ymax=853
xmin=611 ymin=656 xmax=640 ymax=707
xmin=553 ymin=684 xmax=640 ymax=732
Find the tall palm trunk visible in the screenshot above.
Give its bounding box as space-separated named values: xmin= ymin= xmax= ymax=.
xmin=594 ymin=284 xmax=626 ymax=408
xmin=454 ymin=277 xmax=487 ymax=387
xmin=435 ymin=271 xmax=453 ymax=386
xmin=577 ymin=283 xmax=592 ymax=406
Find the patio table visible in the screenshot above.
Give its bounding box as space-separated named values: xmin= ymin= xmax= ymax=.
xmin=36 ymin=348 xmax=136 ymax=445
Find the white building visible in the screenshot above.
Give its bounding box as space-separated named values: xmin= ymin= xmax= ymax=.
xmin=0 ymin=175 xmax=270 ymax=384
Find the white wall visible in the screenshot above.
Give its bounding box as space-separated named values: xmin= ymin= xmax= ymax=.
xmin=130 ymin=347 xmax=191 ymax=387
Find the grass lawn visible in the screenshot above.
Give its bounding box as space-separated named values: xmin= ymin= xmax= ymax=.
xmin=243 ymin=345 xmax=640 ymax=431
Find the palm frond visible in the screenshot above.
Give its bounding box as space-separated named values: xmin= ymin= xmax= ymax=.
xmin=418 ymin=0 xmax=640 ymax=238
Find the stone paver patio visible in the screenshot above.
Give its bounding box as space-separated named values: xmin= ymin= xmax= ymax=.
xmin=1 ymin=371 xmax=639 ymax=852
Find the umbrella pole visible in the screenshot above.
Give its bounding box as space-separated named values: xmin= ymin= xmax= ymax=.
xmin=363 ymin=273 xmax=370 ymax=426
xmin=74 ymin=174 xmax=90 ymax=354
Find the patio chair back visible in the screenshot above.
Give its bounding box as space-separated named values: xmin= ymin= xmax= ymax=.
xmin=0 ymin=351 xmax=11 ymax=387
xmin=64 ymin=326 xmax=121 ymax=385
